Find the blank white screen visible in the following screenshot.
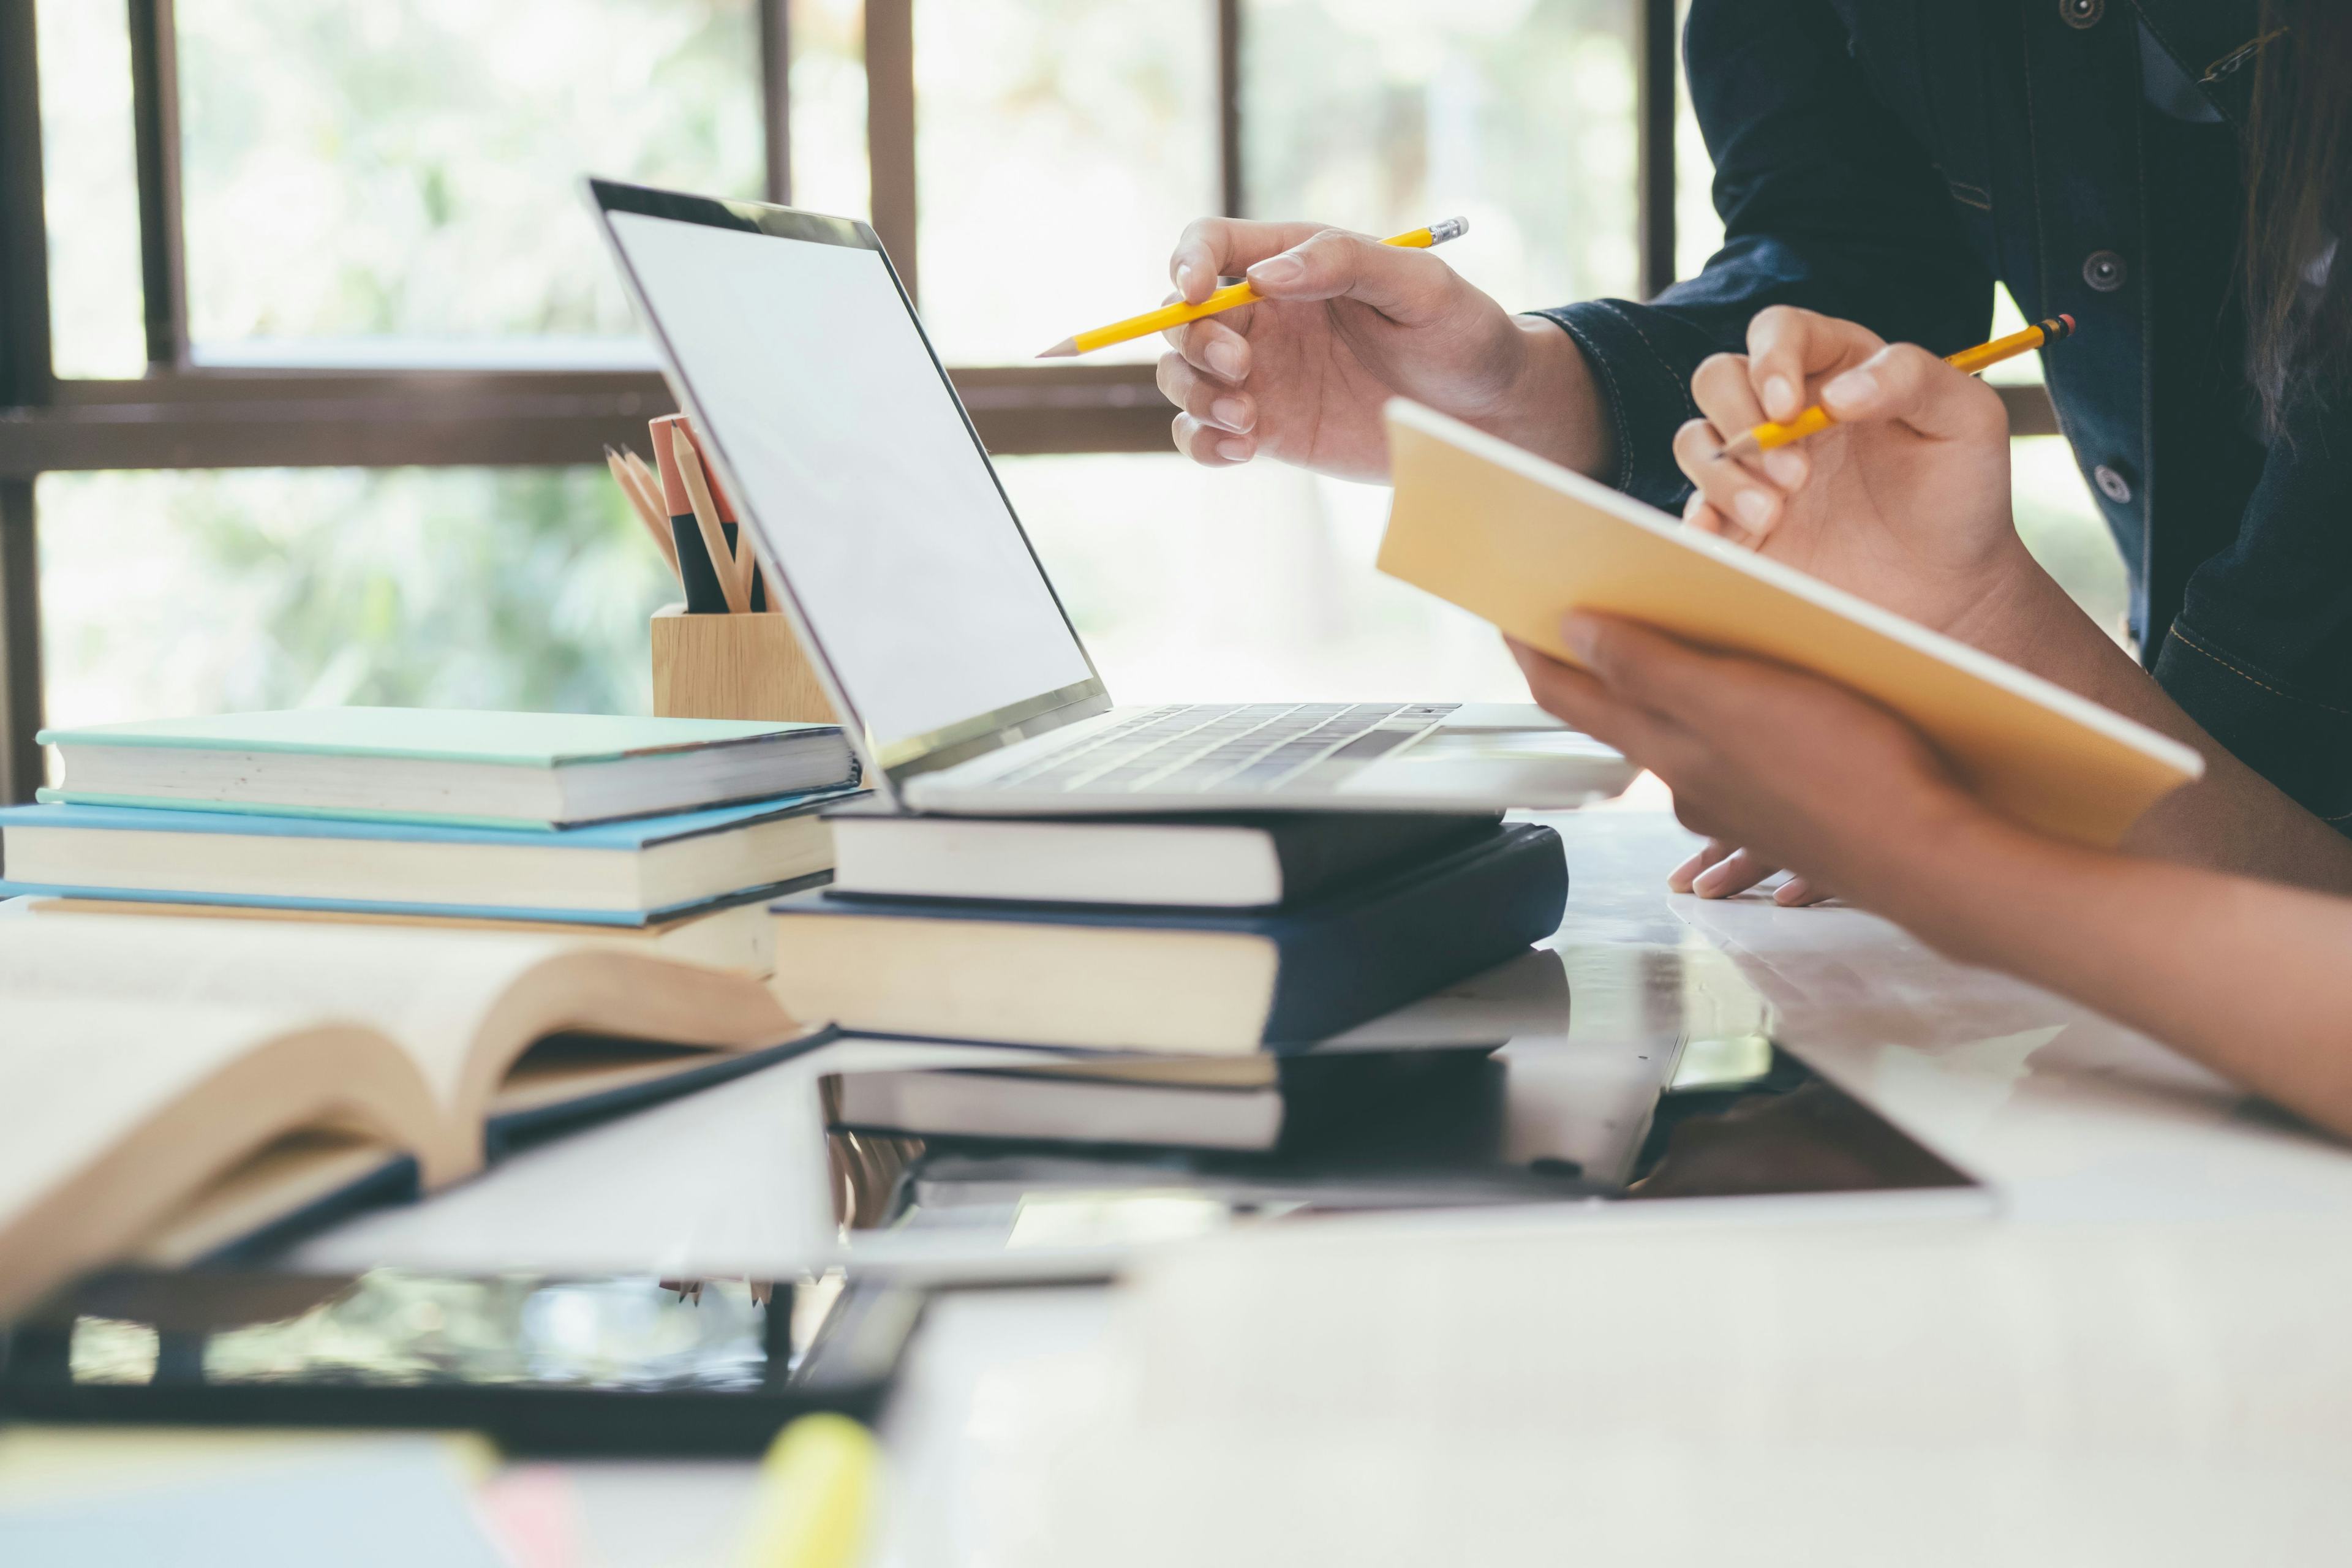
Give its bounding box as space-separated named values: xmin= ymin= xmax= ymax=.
xmin=609 ymin=210 xmax=1096 ymax=750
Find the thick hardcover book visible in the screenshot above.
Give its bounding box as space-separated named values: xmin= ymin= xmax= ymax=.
xmin=36 ymin=707 xmax=856 ymax=829
xmin=823 ymin=799 xmax=1499 ymax=908
xmin=768 ymin=822 xmax=1568 ymax=1054
xmin=0 ymin=793 xmax=852 ymax=925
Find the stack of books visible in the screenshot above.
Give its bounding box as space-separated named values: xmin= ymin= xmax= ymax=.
xmin=0 ymin=704 xmax=865 ymax=1310
xmin=773 ymin=805 xmax=1570 ymax=1153
xmin=0 ymin=707 xmax=862 ymax=973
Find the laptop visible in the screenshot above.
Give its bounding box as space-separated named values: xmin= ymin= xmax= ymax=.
xmin=586 ymin=178 xmax=1637 ymax=816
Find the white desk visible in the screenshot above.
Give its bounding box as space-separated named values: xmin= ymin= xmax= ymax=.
xmin=296 ymin=805 xmax=2352 ymax=1566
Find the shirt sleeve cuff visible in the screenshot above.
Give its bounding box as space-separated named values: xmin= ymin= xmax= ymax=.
xmin=1526 ymin=300 xmax=1711 ymax=512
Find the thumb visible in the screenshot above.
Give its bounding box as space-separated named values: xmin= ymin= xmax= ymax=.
xmin=1818 ymin=342 xmax=2009 ymax=445
xmin=1244 ymin=228 xmax=1459 ymax=322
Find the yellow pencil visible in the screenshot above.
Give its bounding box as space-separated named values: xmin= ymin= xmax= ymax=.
xmin=1038 ymin=217 xmax=1469 ymax=359
xmin=1717 ymin=314 xmax=2076 ymax=460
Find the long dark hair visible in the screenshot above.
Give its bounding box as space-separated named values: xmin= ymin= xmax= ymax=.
xmin=2244 ymin=0 xmax=2352 ymax=433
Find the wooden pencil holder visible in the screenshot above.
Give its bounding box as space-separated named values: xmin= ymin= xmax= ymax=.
xmin=650 ymin=605 xmax=837 ymax=724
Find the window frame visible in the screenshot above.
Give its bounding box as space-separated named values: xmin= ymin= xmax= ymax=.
xmin=0 ymin=0 xmax=2048 ymax=799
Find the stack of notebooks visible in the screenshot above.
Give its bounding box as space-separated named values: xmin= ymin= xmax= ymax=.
xmin=778 ymin=805 xmax=1572 ymax=1153
xmin=0 ymin=706 xmax=862 ymax=1314
xmin=781 ymin=805 xmax=1566 ymax=1054
xmin=0 ymin=707 xmax=861 ymax=971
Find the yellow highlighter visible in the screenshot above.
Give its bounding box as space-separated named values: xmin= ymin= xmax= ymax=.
xmin=1038 ymin=217 xmax=1469 ymax=358
xmin=737 ymin=1414 xmax=881 ymax=1568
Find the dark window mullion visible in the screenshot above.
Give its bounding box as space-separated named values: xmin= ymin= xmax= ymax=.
xmin=864 ymin=0 xmax=918 ymax=303
xmin=1 ymin=0 xmax=49 ymax=800
xmin=1635 ymin=0 xmax=1677 ymax=298
xmin=1217 ymin=0 xmax=1243 ymax=219
xmin=127 ymin=0 xmax=192 ymax=371
xmin=760 ymin=0 xmax=792 ymax=204
xmin=0 ymin=480 xmax=40 ymax=803
xmin=0 ymin=0 xmax=54 ymax=408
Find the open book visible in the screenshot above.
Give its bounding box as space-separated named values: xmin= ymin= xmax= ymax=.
xmin=0 ymin=913 xmax=812 ymax=1316
xmin=1378 ymin=399 xmax=2203 ymax=846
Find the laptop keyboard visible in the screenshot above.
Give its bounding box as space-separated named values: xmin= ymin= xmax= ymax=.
xmin=982 ymin=703 xmax=1460 ymax=795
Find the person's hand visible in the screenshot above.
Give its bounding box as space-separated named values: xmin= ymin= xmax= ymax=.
xmin=1664 ymin=306 xmax=2060 ymax=902
xmin=1155 ymin=218 xmax=1612 ymax=482
xmin=1673 ymin=306 xmax=2036 ymax=641
xmin=1507 ymin=614 xmax=1989 ymax=912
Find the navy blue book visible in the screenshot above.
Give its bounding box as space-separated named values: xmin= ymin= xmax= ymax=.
xmin=767 ymin=822 xmax=1566 ymax=1054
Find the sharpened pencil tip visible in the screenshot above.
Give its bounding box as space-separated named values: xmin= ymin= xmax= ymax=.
xmin=1036 ymin=338 xmax=1079 ymax=359
xmin=1715 ymin=433 xmax=1763 ymax=462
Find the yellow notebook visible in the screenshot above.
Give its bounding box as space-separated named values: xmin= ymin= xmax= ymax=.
xmin=1376 ymin=399 xmax=2202 ymax=846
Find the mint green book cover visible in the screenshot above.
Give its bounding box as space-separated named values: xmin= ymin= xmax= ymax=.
xmin=36 ymin=707 xmax=828 ymax=766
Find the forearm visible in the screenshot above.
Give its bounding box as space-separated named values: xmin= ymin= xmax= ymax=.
xmin=1950 ymin=561 xmax=2352 ymax=894
xmin=1869 ymin=813 xmax=2352 ymax=1140
xmin=1480 ymin=318 xmax=1618 ymax=481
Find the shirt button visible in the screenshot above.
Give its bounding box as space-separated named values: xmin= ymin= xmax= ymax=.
xmin=2094 ymin=464 xmax=2134 ymax=503
xmin=2082 ymin=249 xmax=2127 ymax=291
xmin=2060 ymin=0 xmax=2103 ymax=27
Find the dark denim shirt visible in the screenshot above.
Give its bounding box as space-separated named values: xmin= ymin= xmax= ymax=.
xmin=1532 ymin=0 xmax=2352 ymax=831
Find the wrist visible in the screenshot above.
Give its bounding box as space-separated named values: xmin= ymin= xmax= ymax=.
xmin=1858 ymin=800 xmax=2049 ymax=968
xmin=1936 ymin=542 xmax=2075 ymax=663
xmin=1474 ymin=317 xmax=1618 ymax=480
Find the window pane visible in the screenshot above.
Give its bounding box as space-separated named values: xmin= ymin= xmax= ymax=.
xmin=1243 ymin=0 xmax=1639 ymax=315
xmin=790 ymin=0 xmax=871 ymax=219
xmin=1001 ymin=454 xmax=1528 ymax=703
xmin=174 ymin=0 xmax=763 ymax=364
xmin=35 ymin=0 xmax=147 ymax=377
xmin=913 ymin=0 xmax=1219 ymax=364
xmin=1673 ymin=0 xmax=1724 ymax=284
xmin=2012 ymin=437 xmax=2128 ymax=639
xmin=1985 ymin=285 xmax=2045 ymax=385
xmin=38 ymin=469 xmax=675 ymax=734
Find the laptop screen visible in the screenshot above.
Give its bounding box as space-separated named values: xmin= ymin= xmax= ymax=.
xmin=600 ymin=194 xmax=1100 ymax=770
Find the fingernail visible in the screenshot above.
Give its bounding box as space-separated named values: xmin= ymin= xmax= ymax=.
xmin=1735 ymin=489 xmax=1775 ymax=527
xmin=1823 ymin=368 xmax=1877 ymax=408
xmin=1763 ymin=450 xmax=1805 ymax=487
xmin=1249 ymin=253 xmax=1305 ymax=287
xmin=1216 ymin=438 xmax=1252 ymax=461
xmin=1561 ymin=614 xmax=1600 ymax=658
xmin=1211 ymin=397 xmax=1253 ymax=432
xmin=1763 ymin=375 xmax=1797 ymax=420
xmin=1177 ymin=262 xmax=1199 ymax=297
xmin=1206 ymin=341 xmax=1243 ymax=379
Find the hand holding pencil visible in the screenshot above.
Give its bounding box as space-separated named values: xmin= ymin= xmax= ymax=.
xmin=1039 ymin=217 xmax=1468 ymax=358
xmin=1137 ymin=217 xmax=1605 ymax=481
xmin=1713 ymin=312 xmax=2073 ymax=460
xmin=1674 ymin=304 xmax=2057 ymax=594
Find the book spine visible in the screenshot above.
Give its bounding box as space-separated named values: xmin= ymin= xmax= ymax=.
xmin=1261 ymin=826 xmax=1568 ymax=1045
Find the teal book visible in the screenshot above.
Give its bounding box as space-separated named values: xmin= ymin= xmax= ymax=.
xmin=0 ymin=792 xmax=855 ymax=925
xmin=36 ymin=707 xmax=857 ymax=829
